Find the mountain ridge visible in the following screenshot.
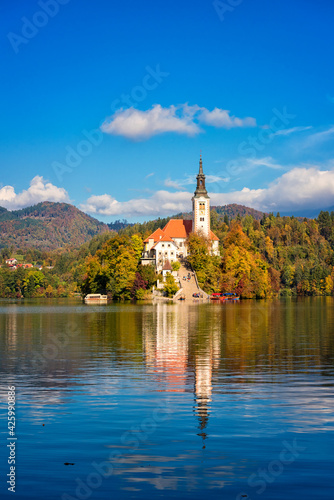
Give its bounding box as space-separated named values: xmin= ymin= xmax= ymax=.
xmin=0 ymin=200 xmax=324 ymax=251
xmin=0 ymin=202 xmax=110 ymax=250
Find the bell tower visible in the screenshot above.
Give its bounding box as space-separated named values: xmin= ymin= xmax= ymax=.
xmin=192 ymin=155 xmax=210 ymax=238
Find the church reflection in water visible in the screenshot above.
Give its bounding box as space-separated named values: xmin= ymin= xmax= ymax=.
xmin=143 ymin=303 xmax=189 ymax=392
xmin=142 ymin=303 xmax=221 ymax=447
xmin=195 ymin=349 xmax=212 ymax=448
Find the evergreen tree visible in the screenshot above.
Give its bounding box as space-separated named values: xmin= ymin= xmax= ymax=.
xmin=224 ymin=213 xmax=229 ymax=226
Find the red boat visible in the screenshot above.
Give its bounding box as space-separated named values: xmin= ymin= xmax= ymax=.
xmin=210 ymin=292 xmax=223 ymax=301
xmin=210 ymin=292 xmax=240 ymax=302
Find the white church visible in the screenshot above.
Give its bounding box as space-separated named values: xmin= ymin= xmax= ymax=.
xmin=141 ymin=156 xmax=220 ymax=272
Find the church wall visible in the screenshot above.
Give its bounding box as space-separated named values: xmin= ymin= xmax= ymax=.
xmin=172 ymin=237 xmax=188 ymax=256
xmin=193 ymin=195 xmax=210 ymax=238
xmin=154 ymin=240 xmax=178 ymax=272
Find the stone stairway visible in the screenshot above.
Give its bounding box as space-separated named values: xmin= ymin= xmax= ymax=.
xmin=174 ymin=261 xmax=208 ymax=301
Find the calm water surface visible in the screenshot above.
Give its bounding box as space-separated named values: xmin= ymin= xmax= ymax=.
xmin=0 ymin=298 xmax=333 ymax=499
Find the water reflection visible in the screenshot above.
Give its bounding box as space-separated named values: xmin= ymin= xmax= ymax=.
xmin=143 ymin=303 xmax=189 ymax=393
xmin=143 ymin=303 xmax=216 ymax=447
xmin=0 ymin=299 xmax=334 ymax=499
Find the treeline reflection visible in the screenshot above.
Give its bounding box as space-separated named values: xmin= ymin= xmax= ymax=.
xmin=1 ymin=298 xmax=333 ymax=398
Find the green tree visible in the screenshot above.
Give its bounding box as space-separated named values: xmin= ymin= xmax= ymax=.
xmin=163 ymin=273 xmax=178 ymax=297
xmin=317 ymin=211 xmax=331 ymax=240
xmin=23 ymin=270 xmax=45 ymax=297
xmin=187 ymin=233 xmax=221 ymax=293
xmin=172 ymin=261 xmax=180 ymax=271
xmin=130 ymin=234 xmax=144 ymax=261
xmin=81 ymin=235 xmax=138 ymax=299
xmin=139 ymin=264 xmax=157 ymax=288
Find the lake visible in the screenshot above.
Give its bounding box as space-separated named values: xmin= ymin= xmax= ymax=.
xmin=0 ymin=298 xmax=333 ymax=499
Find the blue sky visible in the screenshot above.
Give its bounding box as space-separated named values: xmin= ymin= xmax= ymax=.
xmin=1 ymin=0 xmax=334 ymax=221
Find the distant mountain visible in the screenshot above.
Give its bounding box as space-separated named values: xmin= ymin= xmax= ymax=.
xmin=0 ymin=202 xmax=110 ymax=250
xmin=107 ymin=219 xmax=134 ymax=231
xmin=115 ymin=204 xmax=269 ymax=239
xmin=168 ymin=204 xmax=266 ymax=221
xmin=279 ymin=207 xmax=334 ymax=219
xmin=212 ymin=204 xmax=266 ymax=220
xmin=0 ymin=206 xmax=16 ymax=221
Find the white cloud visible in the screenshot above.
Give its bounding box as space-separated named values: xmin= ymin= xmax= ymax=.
xmin=171 ymin=175 xmax=195 ymax=186
xmin=271 ymin=126 xmax=312 ymax=137
xmin=209 ymin=157 xmax=286 ymax=182
xmin=101 ymin=104 xmax=256 ymax=141
xmin=0 ymin=176 xmax=70 ymax=210
xmin=210 ymin=166 xmax=334 ymax=211
xmin=198 ymin=107 xmax=256 ymax=128
xmin=206 ymin=175 xmax=230 ymax=183
xmin=81 ymin=164 xmax=334 ymax=217
xmin=164 ymin=174 xmax=229 ymax=190
xmin=164 ymin=178 xmax=183 ymax=190
xmin=81 ymin=190 xmax=192 ymax=217
xmin=247 ymin=157 xmax=285 ymax=170
xmin=214 ymin=156 xmax=284 ymax=170
xmin=303 ymin=126 xmax=334 ymax=149
xmin=101 ymin=104 xmax=200 ymax=140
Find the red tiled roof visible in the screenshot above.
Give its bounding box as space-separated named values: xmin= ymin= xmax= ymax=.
xmin=162 ymin=260 xmax=172 ymax=271
xmin=163 ymin=219 xmax=193 ymax=238
xmin=152 ymin=235 xmax=177 ymax=249
xmin=159 ymin=234 xmax=174 ymax=242
xmin=210 ymin=230 xmax=219 ymax=241
xmin=145 ymin=220 xmax=219 ymax=243
xmin=143 ymin=228 xmax=165 ymax=243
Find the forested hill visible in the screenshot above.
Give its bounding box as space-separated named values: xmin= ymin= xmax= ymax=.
xmin=116 ymin=204 xmax=266 ymax=238
xmin=2 ymin=207 xmax=334 ymax=300
xmin=170 ymin=204 xmax=266 ymax=222
xmin=0 ymin=202 xmax=110 ymax=250
xmin=0 ymin=200 xmax=309 ymax=251
xmin=212 ymin=204 xmax=265 ymax=220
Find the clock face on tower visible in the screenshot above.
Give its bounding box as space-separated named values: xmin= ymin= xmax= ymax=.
xmin=199 ymin=210 xmax=205 ymax=215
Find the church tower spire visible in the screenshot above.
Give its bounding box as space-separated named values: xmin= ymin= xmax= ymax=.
xmin=194 ymin=154 xmax=208 ymax=197
xmin=192 ymin=155 xmax=210 ymax=238
xmin=199 ymin=154 xmax=203 ymax=174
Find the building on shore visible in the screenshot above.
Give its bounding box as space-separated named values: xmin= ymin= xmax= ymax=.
xmin=141 ymin=156 xmax=220 ymax=272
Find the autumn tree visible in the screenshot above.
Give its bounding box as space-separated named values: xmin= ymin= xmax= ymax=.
xmin=221 ymin=222 xmax=272 ymax=298
xmin=187 ymin=233 xmax=222 ymax=293
xmin=81 ymin=235 xmax=140 ymax=299
xmin=130 ymin=272 xmax=148 ymax=299
xmin=138 ymin=264 xmax=157 ymax=288
xmin=163 ymin=273 xmax=178 ymax=297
